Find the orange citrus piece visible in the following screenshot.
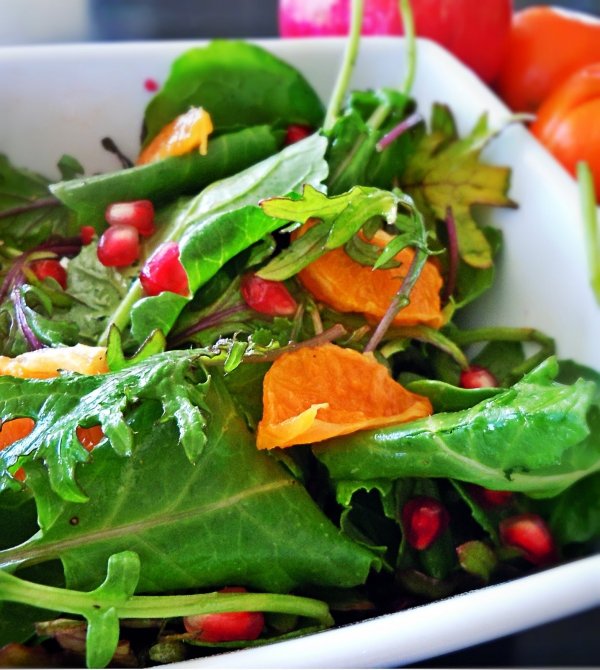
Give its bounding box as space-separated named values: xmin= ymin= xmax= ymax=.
xmin=0 ymin=346 xmax=109 ymax=480
xmin=0 ymin=344 xmax=108 ymax=379
xmin=76 ymin=425 xmax=105 ymax=452
xmin=293 ymin=225 xmax=444 ymax=328
xmin=136 ymin=106 xmax=214 ymax=166
xmin=257 ymin=343 xmax=432 ymax=449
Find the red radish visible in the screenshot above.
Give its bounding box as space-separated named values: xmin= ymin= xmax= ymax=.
xmin=402 ymin=496 xmax=450 ymax=550
xmin=80 ymin=226 xmax=96 ymax=246
xmin=140 ymin=241 xmax=189 ymax=297
xmin=30 ymin=259 xmax=67 ymax=289
xmin=469 ymin=485 xmax=513 ymax=507
xmin=285 ymin=124 xmax=313 ymax=145
xmin=499 ymin=513 xmax=557 ymax=566
xmin=240 ymin=274 xmax=298 ymax=316
xmin=105 ymin=200 xmax=156 ymax=237
xmin=278 ymin=0 xmax=512 ymax=84
xmin=97 ymin=225 xmax=140 ymax=267
xmin=183 ymin=587 xmax=264 ymax=643
xmin=460 ymin=365 xmax=498 ymax=389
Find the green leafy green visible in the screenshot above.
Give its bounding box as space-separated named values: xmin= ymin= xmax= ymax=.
xmin=315 ymin=358 xmax=598 ymax=498
xmin=64 ymin=245 xmax=130 ymax=344
xmin=0 ymin=155 xmax=76 ymax=249
xmin=142 ymin=41 xmax=324 ymax=143
xmin=257 ymin=184 xmax=429 ymax=281
xmin=0 ymin=349 xmax=212 ymax=502
xmin=51 ymin=126 xmax=281 ymax=229
xmin=120 ymin=133 xmax=328 ymax=344
xmin=0 ymin=376 xmax=377 ymax=595
xmin=399 ymin=108 xmax=515 ymax=268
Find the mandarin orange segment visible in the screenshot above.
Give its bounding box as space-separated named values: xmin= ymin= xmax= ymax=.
xmin=136 ymin=106 xmax=214 ymax=166
xmin=257 ymin=343 xmax=432 ymax=449
xmin=292 ymin=225 xmax=443 ymax=328
xmin=76 ymin=425 xmax=105 ymax=452
xmin=0 ymin=418 xmax=35 ymax=451
xmin=0 ymin=345 xmax=108 ymax=379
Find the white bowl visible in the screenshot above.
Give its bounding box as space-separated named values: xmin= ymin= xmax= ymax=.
xmin=1 ymin=36 xmax=599 ymax=668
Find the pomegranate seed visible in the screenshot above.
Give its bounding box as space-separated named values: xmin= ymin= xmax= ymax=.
xmin=30 ymin=259 xmax=67 ymax=289
xmin=105 ymin=200 xmax=155 ymax=237
xmin=460 ymin=365 xmax=498 ymax=389
xmin=183 ymin=587 xmax=264 ymax=643
xmin=97 ymin=225 xmax=140 ymax=267
xmin=469 ymin=485 xmax=513 ymax=507
xmin=140 ymin=241 xmax=189 ymax=297
xmin=284 ymin=124 xmax=313 ymax=145
xmin=402 ymin=496 xmax=450 ymax=551
xmin=499 ymin=513 xmax=557 ymax=566
xmin=240 ymin=274 xmax=297 ymax=316
xmin=80 ymin=226 xmax=96 ymax=245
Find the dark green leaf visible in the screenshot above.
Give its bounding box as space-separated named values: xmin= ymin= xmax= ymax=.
xmin=0 ymin=155 xmax=76 ymax=249
xmin=51 ymin=126 xmax=281 ymax=229
xmin=315 ymin=358 xmax=598 ymax=498
xmin=142 ymin=41 xmax=324 ymax=143
xmin=0 ymin=377 xmax=377 ymax=594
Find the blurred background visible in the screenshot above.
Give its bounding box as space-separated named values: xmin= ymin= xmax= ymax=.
xmin=0 ymin=0 xmax=598 ymax=44
xmin=0 ymin=0 xmax=598 ymax=666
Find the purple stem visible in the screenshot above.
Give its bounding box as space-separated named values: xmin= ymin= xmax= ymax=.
xmin=376 ymin=112 xmax=423 ymax=152
xmin=0 ymin=197 xmax=61 ymax=220
xmin=11 ymin=287 xmax=45 ymax=350
xmin=169 ymin=304 xmax=248 ymax=346
xmin=0 ymin=236 xmax=83 ymax=303
xmin=443 ymin=206 xmax=458 ymax=303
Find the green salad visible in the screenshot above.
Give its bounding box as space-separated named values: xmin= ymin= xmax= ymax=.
xmin=0 ymin=6 xmax=599 ymax=668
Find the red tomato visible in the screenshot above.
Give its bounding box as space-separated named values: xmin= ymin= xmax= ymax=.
xmin=530 ymin=63 xmax=600 ymax=198
xmin=278 ymin=0 xmax=512 ymax=84
xmin=495 ymin=6 xmax=600 ymax=112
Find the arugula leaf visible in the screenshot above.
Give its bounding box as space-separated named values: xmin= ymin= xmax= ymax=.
xmin=142 ymin=41 xmax=324 ymax=143
xmin=0 ymin=376 xmax=377 ymax=595
xmin=399 ymin=108 xmax=515 ymax=269
xmin=257 ymin=185 xmax=428 ymax=281
xmin=0 ymin=350 xmax=211 ymax=502
xmin=52 ymin=126 xmax=281 ymax=229
xmin=0 ymin=155 xmax=76 ymax=249
xmin=315 ymin=358 xmax=599 ymax=498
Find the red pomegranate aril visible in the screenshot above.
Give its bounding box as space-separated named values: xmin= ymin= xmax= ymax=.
xmin=460 ymin=365 xmax=498 ymax=389
xmin=402 ymin=496 xmax=450 ymax=551
xmin=80 ymin=225 xmax=96 ymax=245
xmin=30 ymin=259 xmax=67 ymax=290
xmin=469 ymin=485 xmax=513 ymax=507
xmin=105 ymin=200 xmax=156 ymax=237
xmin=499 ymin=513 xmax=557 ymax=566
xmin=183 ymin=587 xmax=264 ymax=643
xmin=240 ymin=274 xmax=297 ymax=316
xmin=284 ymin=124 xmax=313 ymax=145
xmin=140 ymin=241 xmax=189 ymax=297
xmin=97 ymin=225 xmax=140 ymax=267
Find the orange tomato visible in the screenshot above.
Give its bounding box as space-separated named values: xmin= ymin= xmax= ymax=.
xmin=495 ymin=6 xmax=600 ymax=112
xmin=257 ymin=343 xmax=433 ymax=449
xmin=530 ymin=63 xmax=600 ymax=197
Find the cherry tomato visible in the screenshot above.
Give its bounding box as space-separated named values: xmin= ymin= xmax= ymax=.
xmin=530 ymin=63 xmax=600 ymax=198
xmin=495 ymin=6 xmax=600 ymax=112
xmin=279 ymin=0 xmax=512 ymax=84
